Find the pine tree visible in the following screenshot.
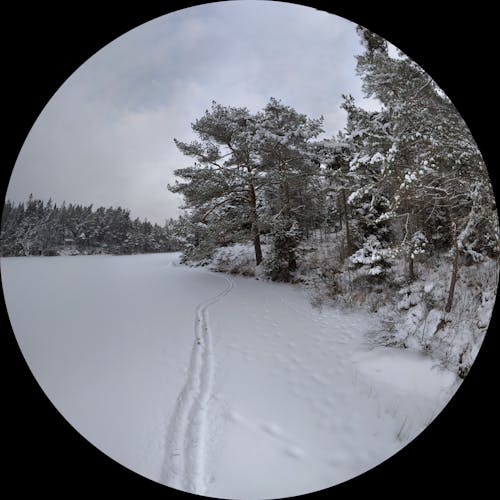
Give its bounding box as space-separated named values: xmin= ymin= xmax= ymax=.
xmin=350 ymin=24 xmax=498 ymax=302
xmin=255 ymin=98 xmax=323 ymax=279
xmin=1 ymin=197 xmax=179 ymax=256
xmin=170 ymin=102 xmax=265 ymax=265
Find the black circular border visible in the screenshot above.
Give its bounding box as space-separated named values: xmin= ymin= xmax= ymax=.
xmin=2 ymin=1 xmax=498 ymax=498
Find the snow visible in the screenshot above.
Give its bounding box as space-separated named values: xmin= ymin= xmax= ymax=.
xmin=1 ymin=253 xmax=460 ymax=499
xmin=2 ymin=253 xmax=203 ymax=480
xmin=351 ymin=347 xmax=457 ymax=399
xmin=369 ymin=152 xmax=385 ymax=164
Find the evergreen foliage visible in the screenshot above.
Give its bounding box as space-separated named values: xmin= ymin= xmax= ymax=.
xmin=0 ymin=196 xmax=181 ymax=256
xmin=170 ymin=26 xmax=498 ymax=316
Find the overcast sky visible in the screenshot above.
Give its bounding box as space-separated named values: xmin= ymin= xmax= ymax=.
xmin=8 ymin=0 xmax=381 ymax=224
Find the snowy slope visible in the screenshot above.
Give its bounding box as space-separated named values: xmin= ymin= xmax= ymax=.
xmin=1 ymin=253 xmax=459 ymax=499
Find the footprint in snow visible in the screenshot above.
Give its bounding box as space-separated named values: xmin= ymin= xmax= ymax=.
xmin=284 ymin=445 xmax=305 ymax=459
xmin=261 ymin=422 xmax=286 ymax=439
xmin=227 ymin=409 xmax=244 ymax=424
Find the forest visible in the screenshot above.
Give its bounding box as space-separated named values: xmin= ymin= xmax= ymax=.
xmin=0 ymin=196 xmax=180 ymax=256
xmin=168 ymin=27 xmax=499 ymax=377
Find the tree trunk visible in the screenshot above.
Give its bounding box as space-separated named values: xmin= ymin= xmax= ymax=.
xmin=402 ymin=195 xmax=416 ymax=282
xmin=248 ymin=182 xmax=263 ymax=265
xmin=407 ymin=252 xmax=415 ymax=282
xmin=341 ymin=189 xmax=352 ymax=256
xmin=282 ymin=178 xmax=297 ymax=272
xmin=445 ymin=222 xmax=459 ymax=313
xmin=283 ymin=180 xmax=291 ymax=217
xmin=421 ymin=209 xmax=432 ymax=246
xmin=288 ymin=248 xmax=297 ymax=272
xmin=338 ymin=197 xmax=343 ymax=230
xmin=253 ymin=230 xmax=263 ymax=266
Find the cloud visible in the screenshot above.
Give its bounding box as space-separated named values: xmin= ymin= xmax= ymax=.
xmin=8 ymin=1 xmax=374 ymax=223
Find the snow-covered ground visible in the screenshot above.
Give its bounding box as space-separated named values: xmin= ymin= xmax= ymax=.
xmin=1 ymin=253 xmax=460 ymax=499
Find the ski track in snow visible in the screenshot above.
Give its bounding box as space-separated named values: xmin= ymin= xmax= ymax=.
xmin=161 ymin=273 xmax=233 ymax=494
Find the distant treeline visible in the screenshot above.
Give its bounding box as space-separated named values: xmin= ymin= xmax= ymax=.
xmin=0 ymin=196 xmax=181 ymax=256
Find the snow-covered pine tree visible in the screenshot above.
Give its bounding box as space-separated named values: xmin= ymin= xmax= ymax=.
xmin=0 ymin=198 xmax=178 ymax=256
xmin=255 ymin=98 xmax=323 ymax=280
xmin=352 ymin=25 xmax=498 ymax=297
xmin=169 ymin=102 xmax=265 ymax=265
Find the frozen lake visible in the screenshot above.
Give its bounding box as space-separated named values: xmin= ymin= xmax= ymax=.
xmin=1 ymin=253 xmax=459 ymax=499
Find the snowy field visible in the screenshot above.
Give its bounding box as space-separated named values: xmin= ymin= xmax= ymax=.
xmin=1 ymin=252 xmax=460 ymax=499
